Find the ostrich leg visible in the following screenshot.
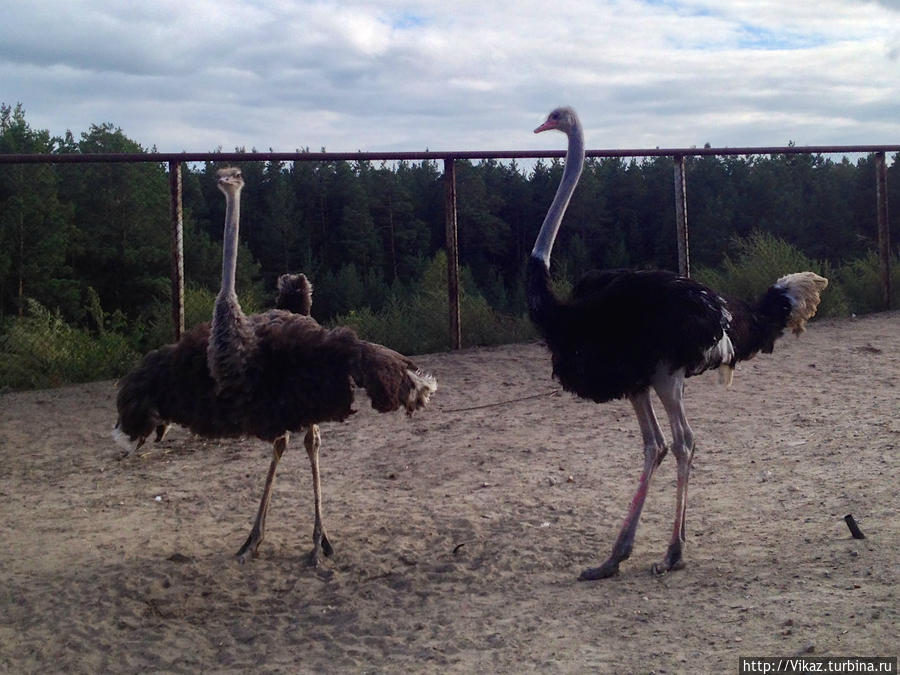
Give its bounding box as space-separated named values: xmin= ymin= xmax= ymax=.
xmin=236 ymin=433 xmax=288 ymax=563
xmin=580 ymin=390 xmax=667 ymax=580
xmin=304 ymin=424 xmax=333 ymax=566
xmin=651 ymin=370 xmax=694 ymax=575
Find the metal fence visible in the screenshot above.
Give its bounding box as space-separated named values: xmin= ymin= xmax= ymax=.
xmin=2 ymin=144 xmax=897 ymax=348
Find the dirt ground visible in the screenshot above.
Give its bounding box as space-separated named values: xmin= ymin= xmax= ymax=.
xmin=0 ymin=311 xmax=897 ymax=673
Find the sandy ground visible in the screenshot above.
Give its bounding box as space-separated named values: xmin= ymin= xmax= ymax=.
xmin=0 ymin=311 xmax=898 ymax=673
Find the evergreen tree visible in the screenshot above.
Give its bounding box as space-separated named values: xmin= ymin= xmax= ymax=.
xmin=55 ymin=123 xmax=170 ymax=321
xmin=259 ymin=160 xmax=298 ymax=284
xmin=0 ymin=104 xmax=75 ymax=319
xmin=365 ymin=162 xmax=429 ymax=284
xmin=456 ymin=159 xmax=511 ymax=284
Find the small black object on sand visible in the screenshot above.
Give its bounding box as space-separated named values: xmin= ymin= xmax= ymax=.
xmin=844 ymin=514 xmax=866 ymax=539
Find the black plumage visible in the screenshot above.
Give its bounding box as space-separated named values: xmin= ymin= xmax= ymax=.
xmin=723 ymin=284 xmax=794 ymax=362
xmin=528 ymin=260 xmax=731 ymax=402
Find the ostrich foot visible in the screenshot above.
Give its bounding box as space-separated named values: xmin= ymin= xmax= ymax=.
xmin=154 ymin=423 xmax=171 ymax=443
xmin=322 ymin=533 xmax=334 ymax=557
xmin=307 ymin=532 xmax=334 ymax=567
xmin=650 ymin=542 xmax=685 ymax=576
xmin=235 ymin=533 xmax=261 ymax=565
xmin=578 ymin=559 xmax=620 ymax=581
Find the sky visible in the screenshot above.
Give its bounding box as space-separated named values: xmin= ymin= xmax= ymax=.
xmin=1 ymin=0 xmax=899 ymax=156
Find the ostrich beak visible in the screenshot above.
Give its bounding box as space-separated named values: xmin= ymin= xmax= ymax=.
xmin=534 ymin=119 xmax=557 ymax=134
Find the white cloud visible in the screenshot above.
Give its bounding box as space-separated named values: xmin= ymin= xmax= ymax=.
xmin=1 ymin=0 xmax=898 ymax=153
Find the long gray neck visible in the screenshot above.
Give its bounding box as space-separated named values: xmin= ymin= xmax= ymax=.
xmin=531 ymin=123 xmax=585 ymax=268
xmin=220 ymin=188 xmax=241 ymax=298
xmin=208 ymin=184 xmax=255 ymax=393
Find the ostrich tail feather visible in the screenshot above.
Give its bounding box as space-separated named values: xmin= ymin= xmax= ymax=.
xmin=404 ymin=369 xmax=438 ymax=414
xmin=775 ymin=272 xmax=829 ymax=335
xmin=354 ymin=342 xmax=437 ymax=415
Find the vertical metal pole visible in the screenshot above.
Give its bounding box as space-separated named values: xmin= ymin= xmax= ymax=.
xmin=169 ymin=160 xmax=185 ymax=341
xmin=875 ymin=152 xmax=891 ymax=310
xmin=673 ymin=154 xmax=690 ymax=277
xmin=443 ymin=158 xmax=462 ymax=350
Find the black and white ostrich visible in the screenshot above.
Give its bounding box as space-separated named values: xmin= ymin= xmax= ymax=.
xmin=117 ymin=168 xmax=436 ymax=566
xmin=115 ymin=272 xmax=314 ymax=451
xmin=527 ymin=106 xmax=827 ymax=580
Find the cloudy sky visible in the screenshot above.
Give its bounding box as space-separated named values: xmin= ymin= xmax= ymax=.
xmin=2 ymin=0 xmax=898 ymax=156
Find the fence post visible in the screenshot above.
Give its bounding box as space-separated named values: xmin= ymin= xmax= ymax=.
xmin=673 ymin=154 xmax=690 ymax=277
xmin=875 ymin=152 xmax=891 ymax=310
xmin=169 ymin=160 xmax=185 ymax=341
xmin=444 ymin=158 xmax=462 ymax=350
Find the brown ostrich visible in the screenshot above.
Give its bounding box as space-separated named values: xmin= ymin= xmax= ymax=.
xmin=117 ymin=168 xmax=436 ymax=566
xmin=527 ymin=106 xmax=827 ymax=580
xmin=116 ymin=272 xmax=314 ymax=451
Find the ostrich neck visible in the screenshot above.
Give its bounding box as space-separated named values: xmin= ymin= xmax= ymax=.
xmin=220 ymin=191 xmax=241 ymax=299
xmin=531 ymin=126 xmax=585 ymax=268
xmin=209 ymin=186 xmax=255 ymax=392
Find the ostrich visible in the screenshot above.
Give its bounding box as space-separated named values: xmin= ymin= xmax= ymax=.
xmin=527 ymin=106 xmax=827 ymax=580
xmin=115 ymin=271 xmax=314 ymax=452
xmin=209 ymin=166 xmax=435 ymax=565
xmin=117 ymin=169 xmax=435 ymax=566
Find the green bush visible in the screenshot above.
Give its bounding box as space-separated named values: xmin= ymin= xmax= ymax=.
xmin=138 ymin=284 xmax=216 ymax=351
xmin=0 ymin=299 xmax=137 ymax=390
xmin=694 ymin=231 xmax=848 ymax=318
xmin=836 ymin=249 xmax=900 ymax=314
xmin=137 ymin=282 xmax=268 ymax=352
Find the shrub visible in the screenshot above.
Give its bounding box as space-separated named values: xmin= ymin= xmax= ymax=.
xmin=137 ymin=282 xmax=268 ymax=352
xmin=138 ymin=284 xmax=216 ymax=351
xmin=836 ymin=249 xmax=900 ymax=315
xmin=694 ymin=231 xmax=848 ymax=318
xmin=0 ymin=299 xmax=136 ymax=390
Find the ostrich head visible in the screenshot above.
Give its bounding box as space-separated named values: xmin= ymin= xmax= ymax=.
xmin=534 ymin=106 xmax=580 ymax=135
xmin=216 ymin=167 xmax=244 ymax=195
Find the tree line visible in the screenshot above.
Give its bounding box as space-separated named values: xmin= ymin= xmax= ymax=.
xmin=1 ymin=102 xmax=898 ymax=358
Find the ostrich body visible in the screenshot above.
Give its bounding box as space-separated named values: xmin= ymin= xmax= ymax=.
xmin=117 ymin=169 xmax=435 ymax=566
xmin=116 ymin=272 xmax=314 ymax=450
xmin=528 ymin=107 xmax=827 ymax=580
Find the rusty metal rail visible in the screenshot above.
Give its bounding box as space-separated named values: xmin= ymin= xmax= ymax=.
xmin=1 ymin=144 xmax=896 ymax=346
